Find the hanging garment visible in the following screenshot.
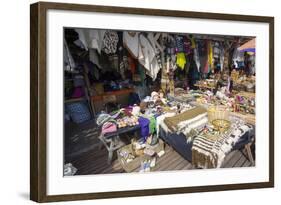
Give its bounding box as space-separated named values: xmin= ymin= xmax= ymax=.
xmin=75 ymin=29 xmax=105 ymax=53
xmin=175 ymin=35 xmax=184 ymax=52
xmin=203 ymin=40 xmax=210 ymax=74
xmin=63 ymin=39 xmax=75 ymax=71
xmin=147 ymin=33 xmax=163 ymax=70
xmin=197 ymin=40 xmax=208 ymax=74
xmin=118 ymin=46 xmax=129 ymax=80
xmin=220 ymin=45 xmax=225 ymax=71
xmin=183 ymin=36 xmax=193 ymax=55
xmin=193 ymin=46 xmax=201 ymax=72
xmin=208 ymin=41 xmax=214 ymax=71
xmin=123 ymin=31 xmax=140 ymax=58
xmin=102 ymin=31 xmax=119 ymax=54
xmin=138 ymin=34 xmax=161 ymax=80
xmin=213 ymin=41 xmax=220 ymax=59
xmin=89 ymin=49 xmax=101 ymax=68
xmin=190 ymin=35 xmax=196 ymax=49
xmin=176 ymin=52 xmax=186 ymax=70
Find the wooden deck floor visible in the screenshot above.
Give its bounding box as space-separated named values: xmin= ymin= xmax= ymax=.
xmin=66 ymin=143 xmax=254 ymax=175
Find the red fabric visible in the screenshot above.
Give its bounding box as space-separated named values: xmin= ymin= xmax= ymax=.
xmin=128 ymin=54 xmax=136 ymax=74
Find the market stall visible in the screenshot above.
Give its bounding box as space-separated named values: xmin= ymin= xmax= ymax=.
xmin=63 ymin=28 xmax=256 ymax=174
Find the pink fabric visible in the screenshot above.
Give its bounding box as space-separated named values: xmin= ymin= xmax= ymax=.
xmin=102 ymin=122 xmax=117 ymax=134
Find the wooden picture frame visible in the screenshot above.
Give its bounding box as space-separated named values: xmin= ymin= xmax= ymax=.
xmin=30 ymin=1 xmax=274 ymax=202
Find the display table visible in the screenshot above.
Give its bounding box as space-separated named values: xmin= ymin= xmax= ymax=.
xmin=159 ymin=122 xmax=255 ymax=166
xmin=99 ymin=125 xmax=141 ymax=164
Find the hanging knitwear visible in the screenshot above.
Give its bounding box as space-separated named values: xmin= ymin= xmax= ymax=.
xmin=102 ymin=31 xmax=119 ymax=54
xmin=175 ymin=35 xmax=184 ymax=52
xmin=176 ymin=52 xmax=186 ymax=70
xmin=190 ymin=36 xmax=196 ymax=49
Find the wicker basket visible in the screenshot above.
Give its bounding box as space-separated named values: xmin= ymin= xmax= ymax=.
xmin=207 ymin=105 xmax=230 ymax=123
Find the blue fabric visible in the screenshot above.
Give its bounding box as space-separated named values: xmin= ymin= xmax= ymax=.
xmin=159 ymin=127 xmax=193 ymax=162
xmin=138 ymin=117 xmax=150 ymax=141
xmin=159 ymin=126 xmax=255 ymax=163
xmin=66 ymin=102 xmax=91 ymax=124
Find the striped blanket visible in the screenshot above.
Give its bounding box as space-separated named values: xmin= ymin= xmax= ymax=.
xmin=164 ymin=106 xmax=207 ymax=132
xmin=192 ymin=120 xmax=253 ymax=169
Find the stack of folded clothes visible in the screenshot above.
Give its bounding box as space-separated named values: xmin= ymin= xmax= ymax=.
xmin=164 ymin=106 xmax=208 ymax=136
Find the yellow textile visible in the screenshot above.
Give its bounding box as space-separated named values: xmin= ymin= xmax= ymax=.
xmin=208 ymin=41 xmax=213 ymax=70
xmin=191 ymin=37 xmax=196 ymax=48
xmin=176 ymin=52 xmax=186 ymax=70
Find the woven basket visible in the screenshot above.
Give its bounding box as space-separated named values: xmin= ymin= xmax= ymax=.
xmin=207 ymin=105 xmax=230 ymax=123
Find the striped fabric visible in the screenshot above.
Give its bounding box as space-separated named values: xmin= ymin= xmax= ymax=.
xmin=192 ymin=121 xmax=253 ymax=168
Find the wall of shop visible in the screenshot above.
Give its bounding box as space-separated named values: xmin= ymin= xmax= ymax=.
xmin=0 ymin=0 xmax=279 ymax=205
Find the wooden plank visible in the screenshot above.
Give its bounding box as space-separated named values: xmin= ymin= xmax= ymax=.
xmin=165 ymin=155 xmax=188 ymax=171
xmin=171 ymin=158 xmax=191 ymax=170
xmin=233 ymin=154 xmax=247 ymax=167
xmin=221 ymin=150 xmax=237 ymax=168
xmin=182 ymin=162 xmax=193 ymax=170
xmin=242 ymin=159 xmax=252 ymax=167
xmin=156 ymin=151 xmax=182 ymax=171
xmin=222 ymin=150 xmax=243 ymax=168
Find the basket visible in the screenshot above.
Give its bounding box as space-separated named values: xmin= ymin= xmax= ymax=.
xmin=207 ymin=105 xmax=230 ymax=123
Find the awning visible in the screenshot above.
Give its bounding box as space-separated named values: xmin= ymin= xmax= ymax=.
xmin=238 ymin=38 xmax=256 ymax=53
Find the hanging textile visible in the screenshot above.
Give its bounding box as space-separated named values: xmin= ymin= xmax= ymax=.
xmin=202 ymin=40 xmax=210 ymax=74
xmin=197 ymin=40 xmax=208 ymax=74
xmin=213 ymin=42 xmax=220 ymax=59
xmin=75 ymin=29 xmax=105 ymax=53
xmin=63 ymin=39 xmax=76 ymax=71
xmin=161 ymin=61 xmax=169 ymax=94
xmin=123 ymin=31 xmax=140 ymax=58
xmin=183 ymin=36 xmax=193 ymax=55
xmin=147 ymin=33 xmax=163 ymax=70
xmin=190 ymin=35 xmax=196 ymax=49
xmin=208 ymin=40 xmax=214 ymax=71
xmin=138 ymin=34 xmax=161 ymax=81
xmin=193 ymin=40 xmax=201 ymax=72
xmin=102 ymin=31 xmax=119 ymax=54
xmin=176 ymin=52 xmax=186 ymax=70
xmin=168 ymin=69 xmax=175 ymax=96
xmin=89 ymin=49 xmax=101 ymax=68
xmin=220 ymin=45 xmax=225 ymax=71
xmin=175 ymin=35 xmax=184 ymax=53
